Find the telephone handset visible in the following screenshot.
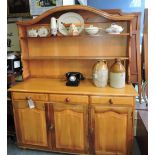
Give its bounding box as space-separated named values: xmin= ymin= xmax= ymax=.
xmin=66 ymin=72 xmax=85 ymax=86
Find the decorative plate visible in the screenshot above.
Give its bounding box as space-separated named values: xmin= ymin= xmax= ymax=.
xmin=58 ymin=12 xmax=84 ymax=36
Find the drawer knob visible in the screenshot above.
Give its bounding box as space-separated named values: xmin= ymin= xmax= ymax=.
xmin=65 ymin=97 xmax=70 ymax=102
xmin=109 ymin=99 xmax=113 ymax=105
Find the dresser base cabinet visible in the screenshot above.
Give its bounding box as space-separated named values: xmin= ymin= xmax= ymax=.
xmin=10 ymin=87 xmax=136 ymax=155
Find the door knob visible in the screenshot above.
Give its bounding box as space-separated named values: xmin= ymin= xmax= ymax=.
xmin=91 ymin=127 xmax=94 ymax=133
xmin=109 ymin=99 xmax=113 ymax=105
xmin=49 ymin=124 xmax=54 ymax=130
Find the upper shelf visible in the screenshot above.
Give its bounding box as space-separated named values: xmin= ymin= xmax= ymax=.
xmin=22 ymin=56 xmax=129 ymax=60
xmin=20 ymin=33 xmax=130 ymax=39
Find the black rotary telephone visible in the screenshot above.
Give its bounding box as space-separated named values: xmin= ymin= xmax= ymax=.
xmin=66 ymin=72 xmax=85 ymax=86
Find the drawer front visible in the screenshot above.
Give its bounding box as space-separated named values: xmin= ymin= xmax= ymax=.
xmin=12 ymin=92 xmax=48 ymax=101
xmin=13 ymin=100 xmax=45 ymax=110
xmin=90 ymin=96 xmax=134 ymax=106
xmin=49 ymin=94 xmax=88 ymax=104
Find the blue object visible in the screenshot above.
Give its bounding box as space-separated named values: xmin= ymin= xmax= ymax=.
xmin=88 ymin=0 xmax=145 ymax=43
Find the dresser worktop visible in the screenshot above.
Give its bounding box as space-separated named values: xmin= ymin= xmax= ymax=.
xmin=9 ymin=78 xmax=137 ymax=97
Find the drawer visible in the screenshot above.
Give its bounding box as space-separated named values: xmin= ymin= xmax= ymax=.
xmin=90 ymin=96 xmax=134 ymax=106
xmin=13 ymin=100 xmax=45 ymax=110
xmin=12 ymin=92 xmax=48 ymax=101
xmin=49 ymin=94 xmax=88 ymax=104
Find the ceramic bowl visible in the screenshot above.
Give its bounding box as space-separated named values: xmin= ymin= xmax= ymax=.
xmin=85 ymin=26 xmax=99 ymax=35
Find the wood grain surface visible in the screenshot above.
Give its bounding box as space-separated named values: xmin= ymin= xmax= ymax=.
xmin=9 ymin=78 xmax=137 ymax=97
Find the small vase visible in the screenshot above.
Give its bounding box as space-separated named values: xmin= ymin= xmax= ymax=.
xmin=92 ymin=60 xmax=108 ymax=87
xmin=110 ymin=59 xmax=125 ymax=88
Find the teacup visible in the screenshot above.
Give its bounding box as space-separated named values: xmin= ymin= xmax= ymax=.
xmin=38 ymin=27 xmax=49 ymax=37
xmin=27 ymin=29 xmax=38 ymax=37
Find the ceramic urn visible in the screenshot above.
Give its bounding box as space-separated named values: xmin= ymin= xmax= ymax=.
xmin=92 ymin=60 xmax=108 ymax=87
xmin=110 ymin=59 xmax=125 ymax=88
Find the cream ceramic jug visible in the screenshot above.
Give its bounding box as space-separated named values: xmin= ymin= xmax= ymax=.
xmin=110 ymin=59 xmax=125 ymax=88
xmin=92 ymin=60 xmax=108 ymax=87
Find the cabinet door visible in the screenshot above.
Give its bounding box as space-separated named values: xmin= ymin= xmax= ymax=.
xmin=90 ymin=104 xmax=133 ymax=155
xmin=48 ymin=102 xmax=88 ymax=153
xmin=13 ymin=100 xmax=48 ymax=147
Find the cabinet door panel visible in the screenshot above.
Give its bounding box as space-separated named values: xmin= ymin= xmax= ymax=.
xmin=13 ymin=100 xmax=48 ymax=147
xmin=90 ymin=105 xmax=132 ymax=155
xmin=51 ymin=103 xmax=88 ymax=153
xmin=55 ymin=110 xmax=84 ymax=150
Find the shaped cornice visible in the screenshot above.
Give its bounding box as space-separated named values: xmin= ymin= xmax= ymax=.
xmin=17 ymin=5 xmax=135 ymax=26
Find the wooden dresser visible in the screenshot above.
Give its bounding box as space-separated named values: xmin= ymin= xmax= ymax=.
xmin=9 ymin=5 xmax=137 ymax=155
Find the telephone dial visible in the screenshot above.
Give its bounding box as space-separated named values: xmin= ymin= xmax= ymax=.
xmin=66 ymin=72 xmax=85 ymax=86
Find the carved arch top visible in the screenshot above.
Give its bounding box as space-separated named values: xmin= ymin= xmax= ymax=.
xmin=17 ymin=5 xmax=135 ymax=26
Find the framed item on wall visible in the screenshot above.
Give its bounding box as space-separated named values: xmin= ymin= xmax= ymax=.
xmin=7 ymin=0 xmax=30 ymax=17
xmin=29 ymin=0 xmax=63 ymax=16
xmin=7 ymin=23 xmax=21 ymax=52
xmin=63 ymin=0 xmax=75 ymax=5
xmin=77 ymin=0 xmax=87 ymax=5
xmin=63 ymin=0 xmax=87 ymax=5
